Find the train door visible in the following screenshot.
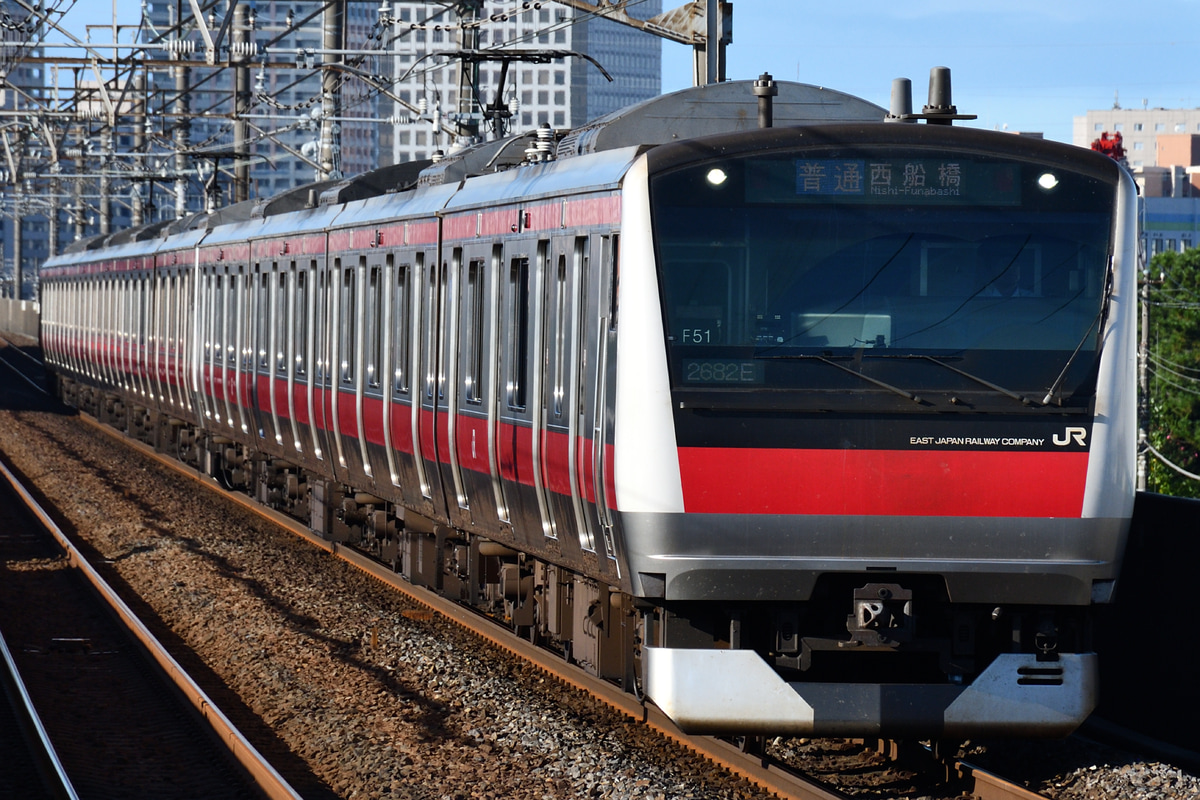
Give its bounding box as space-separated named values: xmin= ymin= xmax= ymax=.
xmin=391 ymin=250 xmax=439 ymax=519
xmin=589 ymin=234 xmax=619 ymax=565
xmin=570 ymin=233 xmax=620 ymax=570
xmin=540 ymin=235 xmax=592 ymax=555
xmin=290 ymin=259 xmax=320 ymax=461
xmin=436 ymin=246 xmax=467 ymax=527
xmin=496 ymin=244 xmax=536 ymax=547
xmin=198 ymin=269 xmax=217 ymax=425
xmin=447 ymin=244 xmax=503 ymax=531
xmin=93 ymin=277 xmax=106 ymax=386
xmin=359 ymin=255 xmax=387 ymax=492
xmin=231 ymin=269 xmax=252 ymax=436
xmin=161 ymin=271 xmax=176 ymax=410
xmin=218 ymin=270 xmax=237 ymax=431
xmin=140 ymin=273 xmax=154 ymax=404
xmin=328 ymin=256 xmax=371 ymax=487
xmin=248 ymin=268 xmax=270 ymax=443
xmin=416 ymin=248 xmax=448 ymax=521
xmin=483 ymin=244 xmax=510 ymax=532
xmin=283 ymin=261 xmax=305 ymax=458
xmin=148 ymin=272 xmax=163 ymax=405
xmin=382 ymin=254 xmax=414 ymax=498
xmin=311 ymin=258 xmax=335 ymax=466
xmin=210 ymin=271 xmax=224 ymax=426
xmin=261 ymin=263 xmax=286 ymax=448
xmin=228 ymin=270 xmax=241 ymax=429
xmin=117 ymin=277 xmax=130 ymax=392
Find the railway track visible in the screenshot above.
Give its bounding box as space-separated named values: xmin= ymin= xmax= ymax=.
xmin=2 ymin=333 xmax=1194 ymax=799
xmin=0 ymin=600 xmax=73 ymax=799
xmin=0 ymin=445 xmax=303 ymax=798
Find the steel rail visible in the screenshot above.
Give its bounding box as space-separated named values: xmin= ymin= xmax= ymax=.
xmin=0 ymin=452 xmax=304 ymax=800
xmin=0 ymin=628 xmax=79 ymax=799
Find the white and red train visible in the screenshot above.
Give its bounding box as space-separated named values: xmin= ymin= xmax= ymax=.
xmin=39 ymin=76 xmax=1138 ymax=738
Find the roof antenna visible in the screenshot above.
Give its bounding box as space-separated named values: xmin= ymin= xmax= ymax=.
xmin=753 ymin=72 xmax=778 ymax=129
xmin=886 ymin=77 xmax=915 ymax=123
xmin=921 ymin=67 xmax=976 ymax=126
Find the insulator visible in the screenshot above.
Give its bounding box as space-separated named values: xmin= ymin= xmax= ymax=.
xmin=229 ymin=41 xmax=259 ymax=57
xmin=535 ymin=122 xmax=555 ymax=155
xmin=166 ymin=38 xmax=195 ymax=57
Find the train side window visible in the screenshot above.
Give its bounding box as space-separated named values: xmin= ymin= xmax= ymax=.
xmin=507 ymin=256 xmax=530 ymax=411
xmin=341 ymin=261 xmax=356 ymax=385
xmin=295 ymin=265 xmax=308 ymax=376
xmin=552 ymin=253 xmax=567 ymax=417
xmin=276 ymin=268 xmax=289 ymax=374
xmin=392 ymin=262 xmax=410 ymax=395
xmin=465 ymin=258 xmax=485 ymax=404
xmin=423 ymin=255 xmax=437 ymax=400
xmin=367 ymin=262 xmax=382 ymax=389
xmin=315 ymin=268 xmax=328 ymax=385
xmin=609 ymin=233 xmax=619 ymax=331
xmin=438 ymin=256 xmax=451 ymax=401
xmin=257 ymin=272 xmax=270 ymax=370
xmin=200 ymin=273 xmax=209 ymax=365
xmin=227 ymin=273 xmax=240 ymax=367
xmin=213 ymin=274 xmax=225 ymax=368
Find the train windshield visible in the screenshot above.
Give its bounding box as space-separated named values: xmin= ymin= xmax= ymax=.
xmin=649 ymin=143 xmax=1116 ymax=409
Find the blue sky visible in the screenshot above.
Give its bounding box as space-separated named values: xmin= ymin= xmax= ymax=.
xmin=46 ymin=0 xmax=1199 ymax=144
xmin=661 ymin=0 xmax=1199 ymax=142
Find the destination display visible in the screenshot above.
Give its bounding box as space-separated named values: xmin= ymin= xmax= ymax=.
xmin=744 ymin=157 xmax=1024 ymax=206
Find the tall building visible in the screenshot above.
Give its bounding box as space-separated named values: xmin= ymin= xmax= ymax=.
xmin=144 ymin=1 xmax=663 ymax=205
xmin=146 ymin=0 xmax=383 ymax=203
xmin=1074 ymin=107 xmax=1200 ymax=170
xmin=0 ymin=0 xmax=48 ymax=299
xmin=381 ymin=1 xmax=662 ymax=166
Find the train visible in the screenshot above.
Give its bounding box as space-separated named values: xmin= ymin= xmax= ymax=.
xmin=38 ymin=71 xmax=1138 ymax=739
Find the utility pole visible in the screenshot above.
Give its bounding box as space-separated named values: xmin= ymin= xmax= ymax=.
xmin=173 ymin=0 xmax=192 ymax=219
xmin=99 ymin=126 xmax=112 ymax=236
xmin=12 ymin=190 xmax=21 ymax=299
xmin=455 ymin=0 xmax=482 ymax=145
xmin=132 ymin=70 xmax=147 ymax=225
xmin=233 ymin=0 xmax=251 ymax=203
xmin=48 ymin=175 xmax=59 ymax=257
xmin=1138 ymin=261 xmax=1152 ymax=492
xmin=318 ymin=0 xmax=343 ymax=181
xmin=72 ymin=124 xmax=86 ymax=241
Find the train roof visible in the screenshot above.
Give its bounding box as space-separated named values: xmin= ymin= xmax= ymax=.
xmin=42 ymin=79 xmax=891 ymax=271
xmin=557 ymin=79 xmax=886 ymax=158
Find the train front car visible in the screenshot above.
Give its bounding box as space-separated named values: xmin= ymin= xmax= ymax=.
xmin=616 ymin=124 xmax=1137 ymax=737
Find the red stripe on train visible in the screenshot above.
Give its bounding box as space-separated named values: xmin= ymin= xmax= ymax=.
xmin=676 ymin=447 xmax=1089 ymax=518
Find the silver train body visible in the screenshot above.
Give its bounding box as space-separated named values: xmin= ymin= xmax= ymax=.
xmin=40 ymin=80 xmax=1138 ymax=738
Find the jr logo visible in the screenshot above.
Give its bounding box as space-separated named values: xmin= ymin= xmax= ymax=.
xmin=1052 ymin=427 xmax=1088 ymax=447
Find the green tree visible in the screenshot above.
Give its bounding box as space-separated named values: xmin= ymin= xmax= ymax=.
xmin=1145 ymin=247 xmax=1200 ymax=497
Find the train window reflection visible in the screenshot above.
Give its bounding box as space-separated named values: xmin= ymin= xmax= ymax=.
xmin=650 ymin=147 xmax=1115 ymax=399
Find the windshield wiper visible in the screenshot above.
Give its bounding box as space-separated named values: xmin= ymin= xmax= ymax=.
xmin=759 ymin=353 xmax=925 ymax=405
xmin=1041 ymin=303 xmax=1105 ymax=406
xmin=898 ymin=354 xmax=1043 ymax=406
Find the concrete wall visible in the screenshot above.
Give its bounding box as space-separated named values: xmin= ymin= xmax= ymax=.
xmin=0 ymin=298 xmax=39 ymax=338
